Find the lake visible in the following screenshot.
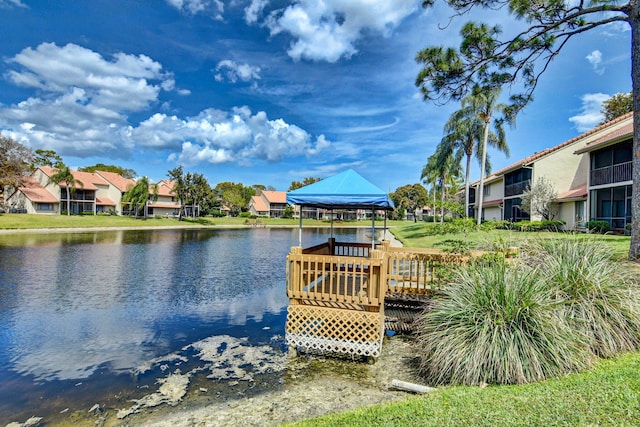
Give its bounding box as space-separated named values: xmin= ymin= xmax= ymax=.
xmin=0 ymin=227 xmax=374 ymax=425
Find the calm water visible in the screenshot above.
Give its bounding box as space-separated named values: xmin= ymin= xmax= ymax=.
xmin=0 ymin=227 xmax=372 ymax=424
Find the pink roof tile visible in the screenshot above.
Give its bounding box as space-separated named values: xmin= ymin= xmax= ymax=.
xmin=95 ymin=171 xmax=136 ymax=192
xmin=482 ymin=199 xmax=503 ymax=207
xmin=575 ymin=118 xmax=633 ymax=154
xmin=96 ymin=197 xmax=116 ymax=206
xmin=556 ymin=184 xmax=587 ymax=201
xmin=148 ymin=202 xmax=180 ymax=209
xmin=251 ymin=195 xmax=269 ymax=211
xmin=37 ymin=166 xmax=104 ymax=190
xmin=16 ymin=177 xmax=59 ymax=203
xmin=261 ymin=190 xmax=287 ymax=204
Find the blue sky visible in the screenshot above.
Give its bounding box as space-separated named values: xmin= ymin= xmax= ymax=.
xmin=0 ymin=0 xmax=632 ymax=192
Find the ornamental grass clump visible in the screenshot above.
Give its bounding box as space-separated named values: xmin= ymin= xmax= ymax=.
xmin=417 ymin=262 xmax=590 ymax=386
xmin=521 ymin=238 xmax=640 ymax=358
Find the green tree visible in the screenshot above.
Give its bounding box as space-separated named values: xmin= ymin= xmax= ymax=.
xmin=520 ymin=177 xmax=559 ymax=220
xmin=288 ymin=177 xmax=323 ymax=191
xmin=122 ymin=176 xmax=156 ymax=218
xmin=390 ymin=184 xmax=429 ymax=222
xmin=167 ymin=166 xmax=188 ymax=221
xmin=0 ymin=136 xmax=33 ymax=197
xmin=414 ymin=0 xmax=640 ymax=257
xmin=422 ymin=145 xmax=462 ymax=223
xmin=442 ymin=90 xmax=509 ymax=218
xmin=79 ymin=163 xmax=137 ymax=179
xmin=600 ymin=92 xmax=633 ymax=124
xmin=215 ymin=182 xmax=249 ymax=216
xmin=47 ymin=164 xmax=83 ymax=216
xmin=32 ymin=149 xmax=62 ymax=168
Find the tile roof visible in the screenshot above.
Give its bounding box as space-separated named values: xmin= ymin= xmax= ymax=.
xmin=556 ymin=184 xmax=587 ymax=201
xmin=95 ymin=171 xmax=136 ymax=192
xmin=251 ymin=195 xmax=269 ymax=211
xmin=96 ymin=197 xmax=116 ymax=206
xmin=574 ymin=117 xmax=633 ymax=154
xmin=16 ymin=177 xmax=59 ymax=203
xmin=482 ymin=199 xmax=503 ymax=207
xmin=261 ymin=190 xmax=287 ymax=204
xmin=154 ymin=180 xmax=176 ymax=197
xmin=471 ymin=112 xmax=633 ymax=186
xmin=38 ymin=166 xmax=105 ymax=190
xmin=148 ymin=202 xmax=180 ymax=209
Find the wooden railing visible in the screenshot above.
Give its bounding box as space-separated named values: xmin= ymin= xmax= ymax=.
xmin=286 ymin=246 xmax=386 ymax=308
xmin=302 ymin=238 xmax=376 ymax=258
xmin=287 ymin=240 xmax=475 ymax=309
xmin=384 ymin=245 xmax=468 ymax=295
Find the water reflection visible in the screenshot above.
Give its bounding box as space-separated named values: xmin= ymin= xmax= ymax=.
xmin=0 ymin=227 xmax=372 ymax=422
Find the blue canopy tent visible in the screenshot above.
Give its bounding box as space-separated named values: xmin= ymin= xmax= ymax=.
xmin=286 ymin=169 xmax=395 ymax=248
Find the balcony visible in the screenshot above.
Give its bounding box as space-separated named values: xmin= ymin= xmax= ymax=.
xmin=591 ymin=161 xmax=632 ymax=186
xmin=504 ymin=179 xmax=531 ymax=197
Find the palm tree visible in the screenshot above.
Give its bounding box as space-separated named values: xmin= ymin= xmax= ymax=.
xmin=462 ymin=85 xmax=514 ymax=225
xmin=422 ymin=146 xmax=462 ymax=224
xmin=122 ymin=176 xmax=157 ymax=218
xmin=47 ymin=164 xmax=83 ymax=216
xmin=441 ymin=94 xmax=509 ymax=218
xmin=421 ymin=153 xmax=440 ymax=223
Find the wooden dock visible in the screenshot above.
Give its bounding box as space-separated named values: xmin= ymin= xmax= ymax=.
xmin=284 ymin=239 xmax=471 ymax=359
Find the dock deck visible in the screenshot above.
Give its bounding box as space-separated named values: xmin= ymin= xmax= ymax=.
xmin=285 ymin=238 xmax=471 ymax=359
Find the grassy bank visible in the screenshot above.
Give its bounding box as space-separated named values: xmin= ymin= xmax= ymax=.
xmin=288 ymin=222 xmax=638 ymax=426
xmin=290 ymin=351 xmax=640 ymax=427
xmin=0 ymin=213 xmax=405 ymax=230
xmin=392 ymin=222 xmax=632 ymax=260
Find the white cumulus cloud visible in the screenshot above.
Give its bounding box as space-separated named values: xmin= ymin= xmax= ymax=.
xmin=214 ymin=60 xmax=261 ymax=84
xmin=0 ymin=43 xmax=173 ymax=157
xmin=586 ymin=50 xmax=604 ymax=75
xmin=132 ymin=106 xmax=330 ymax=165
xmin=568 ymin=93 xmax=609 ymax=132
xmin=166 ymin=0 xmax=224 ymax=19
xmin=260 ymin=0 xmax=418 ymax=62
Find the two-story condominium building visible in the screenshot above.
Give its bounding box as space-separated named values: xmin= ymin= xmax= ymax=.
xmin=471 ymin=113 xmax=632 ymax=229
xmin=6 ymin=167 xmax=154 ymax=216
xmin=249 ymin=190 xmax=288 ymax=218
xmin=148 ymin=180 xmax=181 ymax=217
xmin=575 ymin=112 xmax=633 ymax=232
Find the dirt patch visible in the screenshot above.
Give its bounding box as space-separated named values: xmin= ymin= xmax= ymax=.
xmin=44 ymin=336 xmax=423 ymax=427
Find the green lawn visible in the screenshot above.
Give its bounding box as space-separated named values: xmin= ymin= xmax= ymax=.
xmin=289 ymin=351 xmax=640 ymax=427
xmin=392 ymin=222 xmax=632 ymax=260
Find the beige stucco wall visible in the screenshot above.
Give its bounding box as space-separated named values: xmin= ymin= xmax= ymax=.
xmin=96 ymin=182 xmax=125 ymax=215
xmin=479 ymin=178 xmax=504 ymax=221
xmin=483 ymin=206 xmax=502 ymax=221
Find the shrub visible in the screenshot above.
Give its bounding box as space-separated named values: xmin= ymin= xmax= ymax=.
xmin=417 ymin=262 xmax=590 ymax=385
xmin=522 ymin=238 xmax=640 ymax=358
xmin=434 ymin=239 xmax=471 ymax=255
xmin=585 ymin=220 xmax=611 ymax=234
xmin=540 ymin=220 xmax=565 ymax=231
xmin=493 ymin=220 xmax=514 ymax=230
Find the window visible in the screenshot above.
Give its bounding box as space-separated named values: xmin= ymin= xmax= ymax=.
xmin=36 ymin=203 xmax=54 ymax=211
xmin=483 ymin=185 xmax=490 ymax=196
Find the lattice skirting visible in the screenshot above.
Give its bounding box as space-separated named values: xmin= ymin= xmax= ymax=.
xmin=285 ymin=304 xmax=384 ymax=357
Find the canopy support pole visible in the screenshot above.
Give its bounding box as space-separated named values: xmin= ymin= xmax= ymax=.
xmin=371 ymin=207 xmax=375 ymax=250
xmin=384 ymin=211 xmax=387 ymax=241
xmin=330 ymin=209 xmax=333 ymax=239
xmin=298 ymin=209 xmax=302 ymax=247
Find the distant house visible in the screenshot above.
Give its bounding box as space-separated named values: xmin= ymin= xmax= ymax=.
xmin=5 ymin=176 xmax=59 ymax=214
xmin=148 ymin=180 xmax=181 ymax=217
xmin=5 ymin=167 xmax=161 ymax=217
xmin=249 ymin=190 xmax=288 ymax=218
xmin=94 ymin=171 xmax=136 ymax=215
